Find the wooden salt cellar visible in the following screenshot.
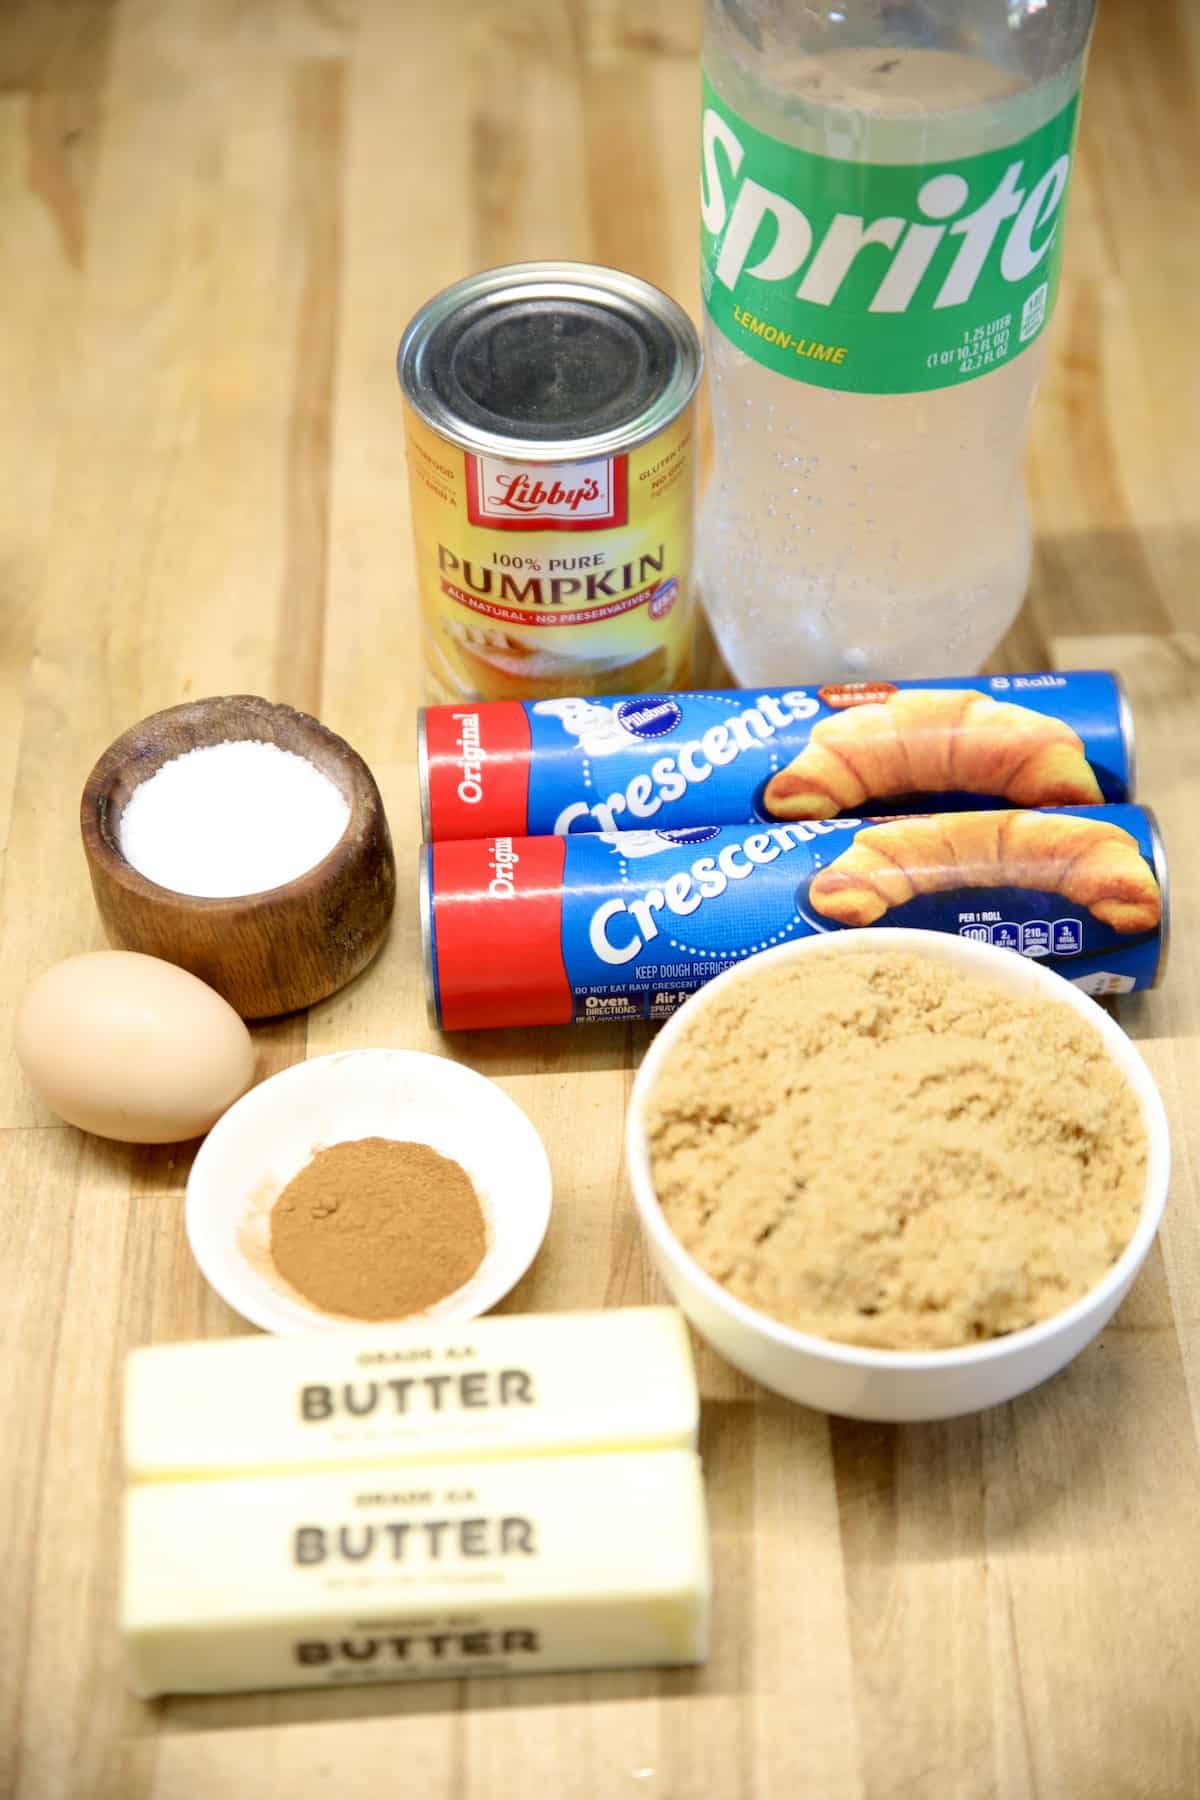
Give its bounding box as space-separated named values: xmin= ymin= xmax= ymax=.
xmin=80 ymin=696 xmax=397 ymax=1019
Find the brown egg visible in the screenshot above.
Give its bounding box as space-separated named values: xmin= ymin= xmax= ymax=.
xmin=14 ymin=951 xmax=257 ymax=1143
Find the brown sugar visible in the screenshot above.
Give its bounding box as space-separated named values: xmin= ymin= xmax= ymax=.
xmin=645 ymin=950 xmax=1147 ymax=1351
xmin=270 ymin=1137 xmax=487 ymax=1321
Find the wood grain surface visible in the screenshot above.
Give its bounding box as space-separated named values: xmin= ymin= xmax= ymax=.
xmin=2 ymin=3 xmax=1198 ymax=1796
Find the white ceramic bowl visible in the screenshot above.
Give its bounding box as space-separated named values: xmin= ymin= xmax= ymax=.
xmin=187 ymin=1049 xmax=552 ymax=1334
xmin=626 ymin=928 xmax=1170 ymax=1422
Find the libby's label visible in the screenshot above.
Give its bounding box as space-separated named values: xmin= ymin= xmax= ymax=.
xmin=466 ymin=453 xmax=627 ymax=529
xmin=700 ymin=75 xmax=1082 ymax=393
xmin=404 ymin=405 xmax=696 ymax=704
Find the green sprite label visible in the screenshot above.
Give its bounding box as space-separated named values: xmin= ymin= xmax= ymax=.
xmin=700 ymin=75 xmax=1081 ymax=394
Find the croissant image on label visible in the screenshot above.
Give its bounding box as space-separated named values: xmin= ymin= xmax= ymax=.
xmin=809 ymin=812 xmax=1162 ymax=934
xmin=763 ymin=690 xmax=1105 ymax=819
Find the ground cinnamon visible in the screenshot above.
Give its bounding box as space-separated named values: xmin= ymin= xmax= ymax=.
xmin=269 ymin=1137 xmax=487 ymax=1320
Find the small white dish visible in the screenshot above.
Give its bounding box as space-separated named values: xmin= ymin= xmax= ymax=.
xmin=186 ymin=1048 xmax=552 ymax=1334
xmin=626 ymin=928 xmax=1171 ymax=1423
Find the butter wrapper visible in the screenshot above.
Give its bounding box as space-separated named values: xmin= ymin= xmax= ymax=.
xmin=124 ymin=1306 xmax=698 ymax=1481
xmin=122 ymin=1450 xmax=711 ymax=1695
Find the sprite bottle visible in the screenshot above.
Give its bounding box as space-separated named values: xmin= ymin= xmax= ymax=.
xmin=699 ymin=0 xmax=1096 ymax=682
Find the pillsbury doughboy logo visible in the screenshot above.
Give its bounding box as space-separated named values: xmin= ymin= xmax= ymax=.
xmin=655 ymin=827 xmax=721 ymax=845
xmin=591 ymin=828 xmax=720 ymax=860
xmin=532 ymin=697 xmax=639 ymax=759
xmin=615 ymin=698 xmax=683 ymax=739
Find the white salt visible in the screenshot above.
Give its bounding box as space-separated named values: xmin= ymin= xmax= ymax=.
xmin=118 ymin=740 xmax=351 ymax=898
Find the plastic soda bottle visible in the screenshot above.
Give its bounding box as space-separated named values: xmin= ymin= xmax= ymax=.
xmin=699 ymin=0 xmax=1096 ymax=683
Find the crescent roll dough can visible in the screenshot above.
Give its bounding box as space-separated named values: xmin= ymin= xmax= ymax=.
xmin=398 ymin=263 xmax=702 ymax=705
xmin=418 ymin=671 xmax=1135 ymax=840
xmin=421 ymin=805 xmax=1167 ymax=1029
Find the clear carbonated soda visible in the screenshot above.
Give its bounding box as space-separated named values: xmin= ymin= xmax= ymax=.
xmin=699 ymin=0 xmax=1096 ymax=682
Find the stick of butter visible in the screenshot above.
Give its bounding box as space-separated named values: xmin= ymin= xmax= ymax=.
xmin=124 ymin=1307 xmax=698 ymax=1481
xmin=122 ymin=1449 xmax=710 ymax=1695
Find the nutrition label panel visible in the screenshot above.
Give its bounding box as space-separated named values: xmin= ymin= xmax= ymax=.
xmin=958 ymin=914 xmax=1084 ymax=957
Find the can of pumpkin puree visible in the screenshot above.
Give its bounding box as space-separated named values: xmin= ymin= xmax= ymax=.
xmin=397 ymin=263 xmax=703 ymax=703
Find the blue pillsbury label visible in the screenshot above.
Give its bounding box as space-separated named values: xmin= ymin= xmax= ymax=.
xmin=544 ymin=806 xmax=1164 ymax=1022
xmin=653 ymin=826 xmax=722 ymax=846
xmin=615 ymin=697 xmax=683 ymax=739
xmin=423 ymin=673 xmax=1134 ymax=844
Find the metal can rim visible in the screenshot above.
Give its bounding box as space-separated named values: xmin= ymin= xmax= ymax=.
xmin=1141 ymin=803 xmax=1170 ymax=989
xmin=418 ymin=845 xmax=440 ymax=1028
xmin=397 ymin=260 xmax=703 ymax=462
xmin=1112 ymin=669 xmax=1138 ymax=802
xmin=416 ymin=709 xmax=431 ymax=842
